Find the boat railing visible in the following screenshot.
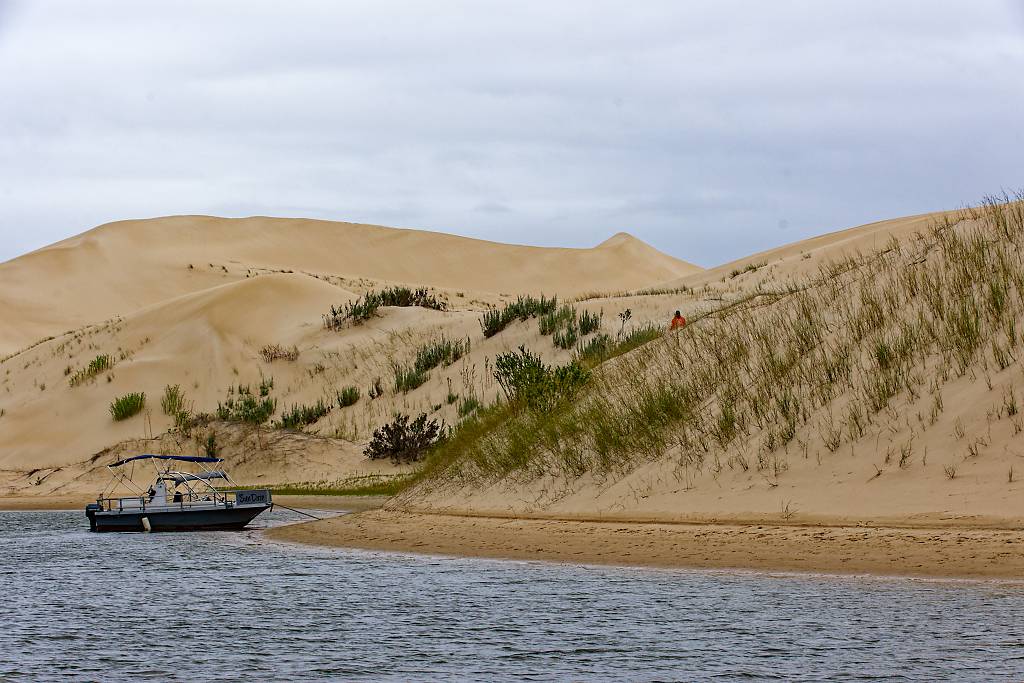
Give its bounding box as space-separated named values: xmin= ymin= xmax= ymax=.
xmin=95 ymin=489 xmax=270 ymax=513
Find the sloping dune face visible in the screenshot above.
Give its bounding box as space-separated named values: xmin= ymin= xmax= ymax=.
xmin=0 ymin=215 xmax=698 ymax=482
xmin=664 ymin=210 xmax=957 ymax=290
xmin=0 ymin=216 xmax=701 ymax=355
xmin=0 ymin=275 xmax=347 ymax=469
xmin=397 ymin=200 xmax=1024 ymax=525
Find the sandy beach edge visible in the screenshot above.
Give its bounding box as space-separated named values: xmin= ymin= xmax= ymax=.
xmin=265 ymin=509 xmax=1024 ymax=580
xmin=0 ymin=494 xmax=387 ymax=512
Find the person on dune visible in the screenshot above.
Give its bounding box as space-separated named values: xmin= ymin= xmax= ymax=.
xmin=669 ymin=310 xmax=686 ymax=331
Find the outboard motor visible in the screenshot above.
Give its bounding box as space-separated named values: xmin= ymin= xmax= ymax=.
xmin=85 ymin=503 xmax=101 ymax=532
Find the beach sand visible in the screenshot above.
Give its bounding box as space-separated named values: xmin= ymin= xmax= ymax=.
xmin=267 ymin=509 xmax=1024 ymax=579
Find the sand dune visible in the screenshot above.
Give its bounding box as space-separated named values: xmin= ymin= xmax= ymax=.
xmin=7 ymin=200 xmax=1024 ymax=582
xmin=0 ymin=215 xmax=700 ymax=355
xmin=667 ymin=209 xmax=958 ymax=290
xmin=0 ymin=211 xmax=698 ymax=490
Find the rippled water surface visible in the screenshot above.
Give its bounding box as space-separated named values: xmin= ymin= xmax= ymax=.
xmin=3 ymin=509 xmax=1024 ymax=681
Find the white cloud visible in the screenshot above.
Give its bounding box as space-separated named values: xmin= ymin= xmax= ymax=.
xmin=0 ymin=0 xmax=1022 ymax=265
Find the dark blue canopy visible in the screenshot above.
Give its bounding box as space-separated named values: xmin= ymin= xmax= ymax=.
xmin=110 ymin=454 xmax=223 ymax=467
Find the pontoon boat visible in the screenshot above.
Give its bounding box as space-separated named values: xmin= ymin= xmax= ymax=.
xmin=85 ymin=454 xmax=272 ymax=532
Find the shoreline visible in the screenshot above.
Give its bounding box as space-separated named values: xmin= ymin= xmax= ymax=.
xmin=0 ymin=494 xmax=387 ymax=512
xmin=265 ymin=509 xmax=1024 ymax=580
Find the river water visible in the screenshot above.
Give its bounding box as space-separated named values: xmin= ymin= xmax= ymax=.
xmin=2 ymin=509 xmax=1024 ymax=681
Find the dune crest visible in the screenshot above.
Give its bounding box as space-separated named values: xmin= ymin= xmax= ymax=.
xmin=0 ymin=215 xmax=699 ymax=355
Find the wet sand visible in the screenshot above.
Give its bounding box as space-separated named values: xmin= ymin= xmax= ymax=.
xmin=266 ymin=509 xmax=1024 ymax=579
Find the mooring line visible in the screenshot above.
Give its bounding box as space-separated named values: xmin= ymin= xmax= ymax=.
xmin=273 ymin=503 xmax=325 ymax=520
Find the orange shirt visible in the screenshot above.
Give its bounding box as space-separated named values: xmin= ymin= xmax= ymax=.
xmin=670 ymin=315 xmax=686 ymax=330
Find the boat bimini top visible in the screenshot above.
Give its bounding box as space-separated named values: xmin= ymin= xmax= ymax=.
xmin=99 ymin=453 xmax=237 ymax=503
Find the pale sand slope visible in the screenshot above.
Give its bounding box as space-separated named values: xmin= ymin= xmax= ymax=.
xmin=0 ymin=270 xmax=681 ymax=478
xmin=267 ymin=203 xmax=1024 ymax=577
xmin=0 ymin=215 xmax=700 ymax=355
xmin=0 ymin=215 xmax=693 ymax=494
xmin=666 ymin=209 xmax=959 ymax=292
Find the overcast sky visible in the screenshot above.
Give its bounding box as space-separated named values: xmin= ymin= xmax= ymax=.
xmin=1 ymin=1 xmax=1022 ymax=266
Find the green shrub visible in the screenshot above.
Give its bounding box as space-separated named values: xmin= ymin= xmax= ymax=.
xmin=364 ymin=413 xmax=444 ymax=464
xmin=494 ymin=346 xmax=591 ymax=411
xmin=276 ymin=399 xmax=331 ymax=429
xmin=216 ymin=395 xmax=277 ymax=424
xmin=203 ymin=432 xmax=220 ymax=458
xmin=323 ymin=287 xmax=446 ymax=330
xmin=377 ymin=286 xmax=446 ymax=310
xmin=69 ymin=354 xmax=113 ymax=387
xmin=458 ymin=395 xmax=482 ymax=417
xmin=480 ymin=294 xmax=558 ymax=338
xmin=578 ymin=309 xmax=602 ymax=335
xmin=618 ymin=324 xmax=663 ymax=354
xmin=539 ymin=305 xmax=575 ymax=335
xmin=393 ymin=363 xmax=429 ymax=393
xmin=577 ymin=333 xmax=614 ymax=363
xmin=160 ymin=384 xmax=186 ymax=416
xmin=336 ymin=386 xmax=360 ymax=408
xmin=414 ymin=337 xmax=470 ymax=374
xmin=110 ymin=392 xmax=146 ymax=421
xmin=391 ymin=337 xmax=471 ymax=394
xmin=174 ymin=409 xmax=196 ymax=436
xmin=553 ymin=322 xmax=579 ymax=350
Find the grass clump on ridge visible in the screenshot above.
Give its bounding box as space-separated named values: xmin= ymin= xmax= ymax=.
xmin=539 ymin=304 xmax=602 ymax=349
xmin=336 ymin=386 xmax=360 ymax=408
xmin=392 ymin=363 xmax=429 ymax=393
xmin=109 ymin=392 xmax=145 ymax=421
xmin=323 ymin=286 xmax=446 ymax=330
xmin=69 ymin=354 xmax=113 ymax=387
xmin=260 ymin=344 xmax=299 ymax=362
xmin=539 ymin=305 xmax=575 ymax=335
xmin=480 ymin=294 xmax=558 ymax=338
xmin=216 ymin=384 xmax=277 ymax=425
xmin=493 ymin=346 xmax=591 ymax=412
xmin=275 ymin=399 xmax=331 ymax=430
xmin=392 ymin=337 xmax=471 ymax=394
xmin=409 ymin=192 xmax=1024 ymax=489
xmin=160 ymin=384 xmax=186 ymax=416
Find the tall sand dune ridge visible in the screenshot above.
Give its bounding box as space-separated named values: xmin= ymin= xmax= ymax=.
xmin=6 ymin=196 xmax=1024 ymax=548
xmin=381 ymin=197 xmax=1024 ymax=529
xmin=0 ymin=215 xmax=700 ymax=356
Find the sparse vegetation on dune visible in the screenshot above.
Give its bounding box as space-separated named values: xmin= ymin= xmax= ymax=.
xmin=260 ymin=343 xmax=299 ymax=362
xmin=69 ymin=354 xmax=113 ymax=387
xmin=216 ymin=384 xmax=277 ymax=425
xmin=365 ymin=413 xmax=444 ymax=464
xmin=323 ymin=286 xmax=446 ymax=330
xmin=393 ymin=336 xmax=470 ymax=393
xmin=479 ymin=294 xmax=557 ymax=338
xmin=413 ymin=193 xmax=1024 ymax=489
xmin=275 ymin=399 xmax=331 ymax=430
xmin=539 ymin=304 xmax=601 ymax=349
xmin=109 ymin=392 xmax=145 ymax=421
xmin=336 ymin=386 xmax=360 ymax=408
xmin=231 ymin=474 xmax=413 ymax=497
xmin=392 ymin=363 xmax=429 ymax=393
xmin=160 ymin=384 xmax=186 ymax=416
